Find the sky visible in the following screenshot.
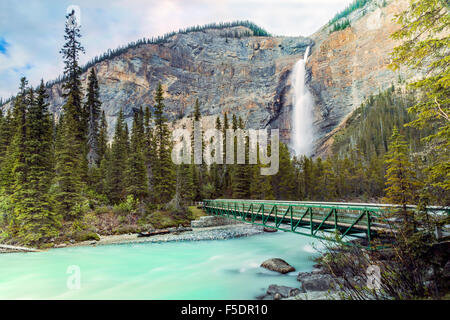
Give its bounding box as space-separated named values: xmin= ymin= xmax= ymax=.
xmin=0 ymin=0 xmax=355 ymax=100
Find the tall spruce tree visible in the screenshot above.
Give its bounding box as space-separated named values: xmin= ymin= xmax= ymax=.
xmin=384 ymin=127 xmax=419 ymax=228
xmin=143 ymin=106 xmax=155 ymax=197
xmin=231 ymin=116 xmax=250 ymax=198
xmin=126 ymin=110 xmax=148 ymax=201
xmin=152 ymin=83 xmax=175 ymax=203
xmin=97 ymin=110 xmax=108 ymax=163
xmin=190 ymin=99 xmax=206 ymax=201
xmin=8 ymin=78 xmax=30 ymax=233
xmin=106 ymin=108 xmax=128 ymax=203
xmin=221 ymin=112 xmax=231 ymax=197
xmin=14 ymin=81 xmax=60 ymax=245
xmin=211 ymin=116 xmax=223 ymax=197
xmin=390 ymin=0 xmax=449 ymax=206
xmin=55 ymin=10 xmax=87 ymax=216
xmin=85 ymin=68 xmax=102 ymax=168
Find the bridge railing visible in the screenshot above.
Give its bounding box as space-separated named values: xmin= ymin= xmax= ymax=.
xmin=202 ymin=199 xmax=450 ymax=249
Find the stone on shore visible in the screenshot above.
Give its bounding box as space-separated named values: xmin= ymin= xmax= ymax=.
xmin=261 ymin=258 xmax=295 ymax=274
xmin=297 ymin=272 xmax=336 ymax=292
xmin=267 ymin=284 xmax=303 ymax=298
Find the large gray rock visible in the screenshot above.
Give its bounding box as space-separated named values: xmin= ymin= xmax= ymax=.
xmin=297 ymin=272 xmax=336 ymax=292
xmin=261 ymin=258 xmax=295 ymax=274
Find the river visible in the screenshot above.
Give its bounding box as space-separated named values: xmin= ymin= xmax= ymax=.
xmin=0 ymin=231 xmax=322 ymax=299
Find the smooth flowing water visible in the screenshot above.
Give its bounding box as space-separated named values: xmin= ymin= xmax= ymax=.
xmin=0 ymin=232 xmax=322 ymax=299
xmin=291 ymin=46 xmax=315 ymax=157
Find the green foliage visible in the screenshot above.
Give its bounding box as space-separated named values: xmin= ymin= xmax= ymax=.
xmin=390 ymin=0 xmax=449 ymax=205
xmin=126 ymin=108 xmax=149 ymax=201
xmin=54 ymin=12 xmax=87 ymax=218
xmin=383 ymin=127 xmax=419 ymax=212
xmin=330 ymin=19 xmax=351 ymax=33
xmin=332 ymin=86 xmax=433 ymax=161
xmin=85 ymin=68 xmax=102 ymax=168
xmin=105 ymin=108 xmax=128 ymax=203
xmin=329 ymin=0 xmax=370 ymax=25
xmin=152 ymin=83 xmax=175 ymax=204
xmin=113 ymin=195 xmax=138 ymax=216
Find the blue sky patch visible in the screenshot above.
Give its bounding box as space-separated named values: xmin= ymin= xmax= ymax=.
xmin=0 ymin=37 xmax=9 ymax=54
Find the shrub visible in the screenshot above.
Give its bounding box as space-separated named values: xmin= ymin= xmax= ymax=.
xmin=113 ymin=195 xmax=138 ymax=216
xmin=74 ymin=230 xmax=100 ymax=242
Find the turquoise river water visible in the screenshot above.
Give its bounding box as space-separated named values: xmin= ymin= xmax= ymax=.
xmin=0 ymin=232 xmax=323 ymax=299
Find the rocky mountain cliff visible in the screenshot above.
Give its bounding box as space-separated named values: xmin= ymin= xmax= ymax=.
xmin=308 ymin=0 xmax=411 ymax=156
xmin=2 ymin=0 xmax=411 ymax=155
xmin=45 ymin=26 xmax=313 ymax=142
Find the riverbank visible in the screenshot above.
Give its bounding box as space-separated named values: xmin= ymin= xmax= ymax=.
xmin=66 ymin=223 xmax=265 ymax=248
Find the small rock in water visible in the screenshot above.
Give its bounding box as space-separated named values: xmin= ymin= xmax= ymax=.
xmin=261 ymin=258 xmax=295 ymax=274
xmin=273 ymin=293 xmax=281 ymax=300
xmin=263 ymin=227 xmax=277 ymax=233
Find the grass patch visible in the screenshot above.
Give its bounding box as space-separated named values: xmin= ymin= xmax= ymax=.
xmin=188 ymin=206 xmax=206 ymax=220
xmin=148 ymin=210 xmax=192 ymax=229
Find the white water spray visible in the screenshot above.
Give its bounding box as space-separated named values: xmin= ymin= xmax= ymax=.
xmin=291 ymin=46 xmax=314 ymax=157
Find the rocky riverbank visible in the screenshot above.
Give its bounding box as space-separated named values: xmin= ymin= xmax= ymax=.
xmin=65 ymin=218 xmax=264 ymax=248
xmin=257 ymin=257 xmax=343 ymax=300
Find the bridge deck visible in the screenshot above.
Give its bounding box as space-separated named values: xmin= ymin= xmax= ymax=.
xmin=202 ymin=199 xmax=449 ymax=249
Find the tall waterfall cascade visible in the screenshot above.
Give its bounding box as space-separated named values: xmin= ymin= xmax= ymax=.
xmin=291 ymin=46 xmax=314 ymax=157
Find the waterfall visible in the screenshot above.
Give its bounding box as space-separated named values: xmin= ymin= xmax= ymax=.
xmin=291 ymin=46 xmax=314 ymax=157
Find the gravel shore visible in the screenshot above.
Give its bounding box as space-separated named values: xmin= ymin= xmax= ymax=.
xmin=70 ymin=223 xmax=264 ymax=248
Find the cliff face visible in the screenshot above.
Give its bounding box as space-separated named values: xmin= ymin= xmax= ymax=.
xmin=2 ymin=0 xmax=411 ymax=154
xmin=307 ymin=0 xmax=411 ymax=156
xmin=46 ymin=26 xmax=313 ymax=141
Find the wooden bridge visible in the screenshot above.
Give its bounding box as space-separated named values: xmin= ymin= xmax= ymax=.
xmin=203 ymin=199 xmax=449 ymax=249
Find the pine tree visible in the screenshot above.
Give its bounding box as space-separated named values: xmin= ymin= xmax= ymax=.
xmin=14 ymin=81 xmax=60 ymax=245
xmin=85 ymin=68 xmax=102 ymax=168
xmin=97 ymin=110 xmax=108 ymax=163
xmin=384 ymin=127 xmax=419 ymax=229
xmin=152 ymin=83 xmax=175 ymax=203
xmin=231 ymin=116 xmax=250 ymax=198
xmin=143 ymin=106 xmax=155 ymax=197
xmin=272 ymin=142 xmax=296 ymax=200
xmin=0 ymin=108 xmax=9 ymax=162
xmin=126 ymin=110 xmax=148 ymax=201
xmin=175 ymin=127 xmax=194 ymax=204
xmin=60 ymin=9 xmax=85 ymax=140
xmin=221 ymin=112 xmax=231 ymax=197
xmin=211 ymin=116 xmax=223 ymax=197
xmin=190 ymin=99 xmax=206 ymax=201
xmin=250 ymin=144 xmax=274 ymax=200
xmin=106 ymin=108 xmax=128 ymax=203
xmin=390 ymin=0 xmax=449 ymax=205
xmin=8 ymin=78 xmax=30 ymax=232
xmin=54 ymin=10 xmax=87 ymax=215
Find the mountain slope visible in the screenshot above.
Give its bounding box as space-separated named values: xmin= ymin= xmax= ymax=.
xmin=1 ymin=0 xmax=412 ymax=154
xmin=307 ymin=0 xmax=412 ymax=156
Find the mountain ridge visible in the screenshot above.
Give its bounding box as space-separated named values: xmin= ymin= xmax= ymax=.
xmin=1 ymin=0 xmax=412 ymax=155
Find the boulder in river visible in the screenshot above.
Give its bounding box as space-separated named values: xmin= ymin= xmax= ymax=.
xmin=261 ymin=258 xmax=295 ymax=274
xmin=263 ymin=227 xmax=277 ymax=233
